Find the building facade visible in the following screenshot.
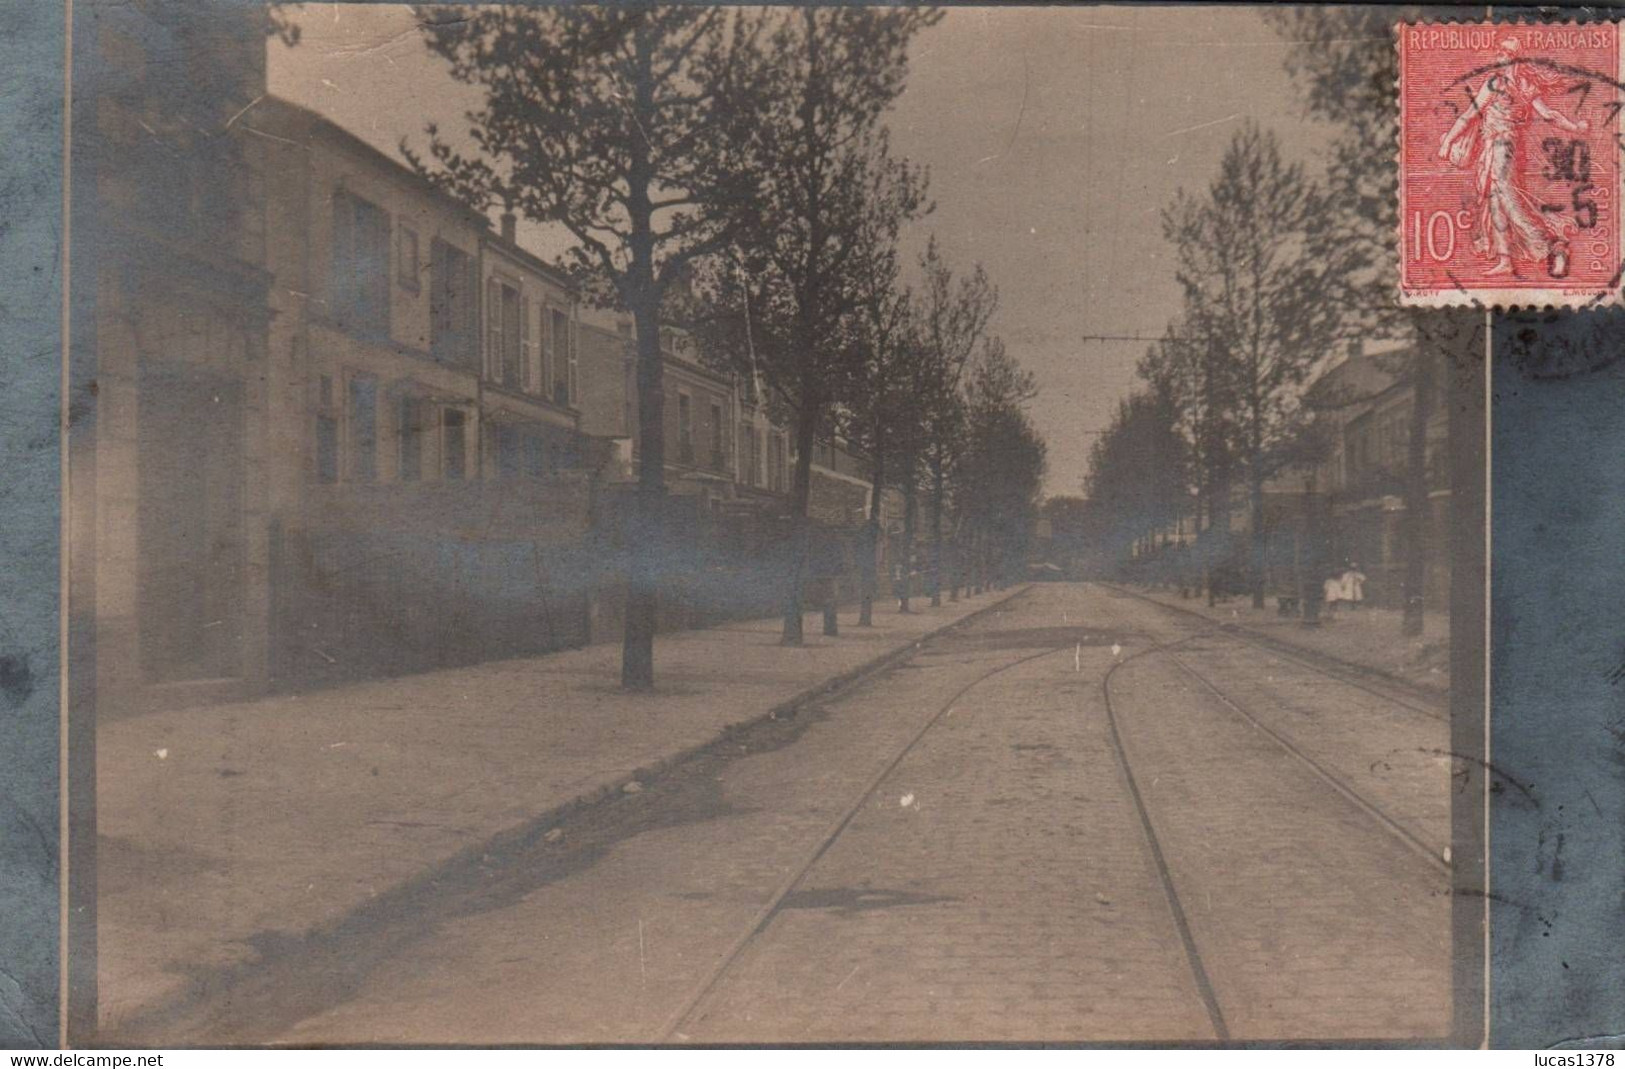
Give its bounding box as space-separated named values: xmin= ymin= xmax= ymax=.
xmin=78 ymin=2 xmax=275 ymax=715
xmin=1132 ymin=343 xmax=1452 ymax=613
xmin=83 ymin=73 xmax=913 ymax=713
xmin=250 ymin=97 xmax=598 ymax=687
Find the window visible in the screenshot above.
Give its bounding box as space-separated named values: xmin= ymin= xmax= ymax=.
xmin=316 ymin=414 xmax=339 ymax=483
xmin=486 ymin=279 xmax=522 ymax=388
xmin=750 ymin=428 xmax=764 ymax=488
xmin=442 ymin=408 xmax=466 ymax=480
xmin=624 ymin=360 xmax=635 ymax=437
xmin=710 ymin=402 xmax=725 ymax=470
xmin=550 ymin=308 xmax=572 ymax=404
xmin=330 ymin=191 xmax=390 ymax=336
xmin=768 ymin=434 xmax=785 ymax=493
xmin=398 ymin=395 xmax=426 ymax=481
xmin=568 ymin=316 xmax=579 ymax=404
xmin=348 ymin=374 xmax=378 ymax=483
xmin=521 ymin=297 xmax=536 ymax=393
xmin=397 ymin=225 xmax=420 ymax=290
xmin=677 ymin=392 xmax=693 ymax=464
xmin=430 ymin=239 xmax=477 ymax=367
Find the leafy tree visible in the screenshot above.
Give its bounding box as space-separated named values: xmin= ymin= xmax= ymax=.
xmin=1083 ymin=386 xmax=1191 ymax=571
xmin=692 ymin=6 xmax=936 ymax=644
xmin=1138 ymin=317 xmax=1238 ymax=604
xmin=1265 ymin=6 xmax=1462 ymax=635
xmin=954 ymin=337 xmax=1036 ymax=593
xmin=837 ymin=206 xmax=923 ymax=626
xmin=959 ymin=402 xmax=1047 ymax=588
xmin=913 ymin=237 xmax=997 ymax=606
xmin=406 ymin=5 xmax=765 ymax=689
xmin=1040 ymin=495 xmax=1092 ymax=576
xmin=1162 ymin=122 xmax=1360 ymax=608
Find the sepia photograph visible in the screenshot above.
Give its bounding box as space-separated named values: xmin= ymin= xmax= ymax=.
xmin=50 ymin=0 xmax=1508 ymax=1049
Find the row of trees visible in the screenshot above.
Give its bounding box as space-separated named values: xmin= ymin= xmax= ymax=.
xmin=1085 ymin=8 xmax=1453 ymax=636
xmin=408 ymin=5 xmax=1045 ymax=689
xmin=1085 ymin=121 xmax=1358 ymax=607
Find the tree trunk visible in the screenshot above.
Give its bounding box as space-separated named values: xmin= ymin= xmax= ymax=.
xmin=929 ymin=453 xmax=944 ymax=607
xmin=859 ymin=449 xmax=884 ymax=626
xmin=1401 ymin=347 xmax=1436 ymax=636
xmin=622 ymin=292 xmax=665 ymax=691
xmin=1250 ymin=466 xmax=1266 ymax=610
xmin=782 ymin=400 xmax=819 ymax=645
xmin=900 ymin=468 xmax=917 ymax=613
xmin=1201 ymin=487 xmax=1217 ymax=607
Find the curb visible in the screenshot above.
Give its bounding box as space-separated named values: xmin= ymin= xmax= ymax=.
xmin=552 ymin=584 xmax=1034 ymax=816
xmin=1104 ymin=582 xmax=1449 ymax=705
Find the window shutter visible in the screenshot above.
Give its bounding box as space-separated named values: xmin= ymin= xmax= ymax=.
xmin=370 ymin=207 xmax=392 ymax=334
xmin=331 ymin=191 xmax=354 ymax=317
xmin=520 ymin=296 xmax=534 ymax=392
xmin=540 ymin=304 xmax=554 ymax=398
xmin=567 ymin=315 xmax=580 ymax=405
xmin=485 ymin=278 xmax=500 ymax=379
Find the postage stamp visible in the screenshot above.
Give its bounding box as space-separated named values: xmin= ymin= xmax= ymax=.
xmin=1398 ymin=22 xmax=1622 ymax=308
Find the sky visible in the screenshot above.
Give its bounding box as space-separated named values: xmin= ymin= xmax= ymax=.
xmin=268 ymin=5 xmax=1342 ymax=496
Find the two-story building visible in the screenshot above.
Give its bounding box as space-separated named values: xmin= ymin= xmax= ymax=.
xmin=1133 ymin=341 xmax=1451 ymax=611
xmin=574 ymin=312 xmax=911 ymax=619
xmin=1300 ymin=343 xmax=1450 ymax=610
xmin=576 ymin=312 xmax=791 ymax=508
xmin=210 ymin=96 xmax=600 ymax=685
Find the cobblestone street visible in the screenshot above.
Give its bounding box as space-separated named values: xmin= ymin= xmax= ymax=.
xmin=111 ymin=582 xmax=1451 ymax=1046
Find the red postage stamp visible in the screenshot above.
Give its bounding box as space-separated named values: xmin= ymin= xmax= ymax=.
xmin=1398 ymin=22 xmax=1622 ymax=307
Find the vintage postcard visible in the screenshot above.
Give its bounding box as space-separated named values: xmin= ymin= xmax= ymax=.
xmin=4 ymin=0 xmax=1619 ymax=1056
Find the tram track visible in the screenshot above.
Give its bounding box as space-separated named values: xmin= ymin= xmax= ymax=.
xmin=661 ymin=581 xmax=1450 ymax=1044
xmin=657 ymin=637 xmax=1076 ymax=1043
xmin=1101 ymin=583 xmax=1447 ymax=722
xmin=1098 ymin=606 xmax=1453 ymax=1041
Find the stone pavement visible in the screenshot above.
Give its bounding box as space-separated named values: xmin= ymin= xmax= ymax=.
xmin=685 ymin=584 xmax=1452 ymax=1043
xmin=1122 ymin=585 xmax=1451 ymax=696
xmin=94 ymin=589 xmax=1019 ymax=1034
xmin=685 ymin=626 xmax=1216 ymax=1043
xmin=1104 ymin=629 xmax=1452 ymax=1039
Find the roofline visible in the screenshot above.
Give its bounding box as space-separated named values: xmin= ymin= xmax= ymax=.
xmin=249 ymin=95 xmax=575 ymax=294
xmin=483 ymin=238 xmax=578 ymax=294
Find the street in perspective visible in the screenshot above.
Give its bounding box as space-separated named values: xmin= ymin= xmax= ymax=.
xmin=69 ymin=3 xmax=1478 ymax=1047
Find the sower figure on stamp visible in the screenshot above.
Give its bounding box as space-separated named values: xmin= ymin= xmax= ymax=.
xmin=1437 ymin=37 xmax=1589 ymax=277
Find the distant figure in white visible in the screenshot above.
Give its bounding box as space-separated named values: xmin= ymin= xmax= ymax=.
xmin=1437 ymin=36 xmax=1589 ymax=277
xmin=1323 ymin=562 xmax=1367 ymax=616
xmin=1341 ymin=562 xmax=1366 ymax=610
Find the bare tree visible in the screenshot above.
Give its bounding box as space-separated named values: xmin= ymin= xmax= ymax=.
xmin=839 ymin=211 xmax=921 ymax=626
xmin=1139 ymin=315 xmax=1239 ymax=605
xmin=405 ymin=5 xmax=768 ymax=690
xmin=1266 ymin=6 xmax=1455 ymax=635
xmin=1162 ymin=122 xmax=1359 ymax=609
xmin=1082 ymin=386 xmax=1191 ymax=575
xmin=694 ymin=7 xmax=935 ymax=644
xmin=954 ymin=337 xmax=1037 ymax=593
xmin=914 ymin=237 xmax=997 ymax=607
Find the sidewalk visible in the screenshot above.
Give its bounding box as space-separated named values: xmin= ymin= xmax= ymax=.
xmin=95 ymin=590 xmax=1022 ymax=1032
xmin=1124 ymin=586 xmax=1451 ymax=697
